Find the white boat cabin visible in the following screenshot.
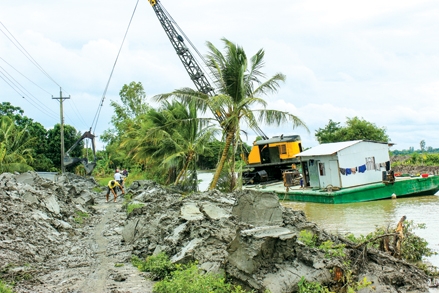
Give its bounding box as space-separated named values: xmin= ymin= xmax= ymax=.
xmin=297 ymin=140 xmax=391 ymax=189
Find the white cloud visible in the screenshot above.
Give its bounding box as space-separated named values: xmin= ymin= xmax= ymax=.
xmin=1 ymin=0 xmax=438 ymax=152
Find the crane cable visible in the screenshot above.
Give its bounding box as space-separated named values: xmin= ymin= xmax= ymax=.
xmin=90 ymin=0 xmax=140 ymax=134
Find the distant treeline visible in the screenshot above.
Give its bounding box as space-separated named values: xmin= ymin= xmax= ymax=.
xmin=392 ymin=152 xmax=439 ymax=167
xmin=391 ymin=147 xmax=439 ymax=155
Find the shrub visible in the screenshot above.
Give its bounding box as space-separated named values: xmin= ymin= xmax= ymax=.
xmin=126 ymin=203 xmax=145 ymax=215
xmin=298 ymin=277 xmax=332 ymax=293
xmin=318 ymin=240 xmax=346 ymax=258
xmin=153 ymin=263 xmax=248 ymax=293
xmin=132 ymin=253 xmax=175 ymax=280
xmin=298 ymin=230 xmax=317 ymax=247
xmin=0 ymin=280 xmax=13 ymax=293
xmin=401 ymin=221 xmax=436 ymax=262
xmin=74 ymin=211 xmax=89 ymax=224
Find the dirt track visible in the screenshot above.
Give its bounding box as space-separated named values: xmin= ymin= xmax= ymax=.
xmin=16 ymin=195 xmax=154 ymax=293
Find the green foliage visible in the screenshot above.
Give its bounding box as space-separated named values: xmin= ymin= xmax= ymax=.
xmin=126 ymin=203 xmax=145 ymax=215
xmin=74 ymin=211 xmax=89 ymax=225
xmin=298 ymin=277 xmax=333 ymax=293
xmin=0 ymin=280 xmax=13 ymax=293
xmin=114 ymin=263 xmax=124 ymax=267
xmin=0 ymin=116 xmax=35 ymax=172
xmin=318 ymin=240 xmax=346 ymax=258
xmin=0 ymin=102 xmax=54 ymax=171
xmin=92 ymin=187 xmax=102 ymax=192
xmin=315 ymin=117 xmax=390 ymax=144
xmin=313 ymin=119 xmax=342 ymax=144
xmin=96 ymin=176 xmax=114 ymax=187
xmin=298 ymin=230 xmax=317 ymax=247
xmin=391 ymin=153 xmax=439 ymax=168
xmin=298 ymin=231 xmax=373 ymax=293
xmin=401 ymin=221 xmax=436 ymax=262
xmin=353 ymin=277 xmax=372 ymax=292
xmin=153 ymin=263 xmax=248 ymax=293
xmin=132 ymin=253 xmax=176 ymax=280
xmin=346 ymin=220 xmax=437 ymax=264
xmin=132 ymin=253 xmax=252 ymax=293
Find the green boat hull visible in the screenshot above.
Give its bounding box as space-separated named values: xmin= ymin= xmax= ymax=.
xmin=250 ymin=176 xmax=439 ymax=204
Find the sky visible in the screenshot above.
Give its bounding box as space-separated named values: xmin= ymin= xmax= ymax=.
xmin=1 ymin=0 xmax=439 ymax=151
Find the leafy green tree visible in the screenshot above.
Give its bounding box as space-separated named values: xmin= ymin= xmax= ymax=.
xmin=46 ymin=124 xmax=83 ymax=171
xmin=197 ymin=140 xmax=222 ymax=170
xmin=156 ymin=38 xmax=308 ymax=190
xmin=101 ymin=81 xmax=150 ymax=144
xmin=315 ymin=117 xmax=390 ymax=144
xmin=101 ymin=81 xmax=150 ymax=170
xmin=314 ymin=119 xmax=342 ymax=144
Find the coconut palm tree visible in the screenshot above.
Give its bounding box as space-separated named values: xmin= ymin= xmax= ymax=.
xmin=155 ymin=38 xmax=308 ymax=190
xmin=122 ymin=100 xmax=217 ymax=190
xmin=0 ymin=116 xmax=35 ymax=172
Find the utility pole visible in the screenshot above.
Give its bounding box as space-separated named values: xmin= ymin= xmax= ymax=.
xmin=52 ymin=88 xmax=70 ymax=173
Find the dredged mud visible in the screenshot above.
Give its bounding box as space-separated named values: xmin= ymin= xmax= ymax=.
xmin=0 ymin=172 xmax=432 ymax=293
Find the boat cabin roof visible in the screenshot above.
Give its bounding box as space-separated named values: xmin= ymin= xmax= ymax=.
xmin=254 ymin=135 xmax=301 ymax=146
xmin=297 ymin=140 xmax=391 ymax=157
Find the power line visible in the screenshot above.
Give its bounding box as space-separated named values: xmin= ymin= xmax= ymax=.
xmin=0 ymin=57 xmax=52 ymax=95
xmin=91 ymin=0 xmax=140 ymax=134
xmin=0 ymin=21 xmax=61 ymax=88
xmin=0 ymin=68 xmax=58 ymax=120
xmin=0 ymin=22 xmax=88 ymax=128
xmin=66 ymin=100 xmax=90 ymax=130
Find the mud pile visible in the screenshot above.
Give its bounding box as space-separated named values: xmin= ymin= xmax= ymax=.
xmin=124 ymin=181 xmax=429 ymax=293
xmin=0 ymin=172 xmax=431 ymax=292
xmin=0 ymin=172 xmax=97 ymax=285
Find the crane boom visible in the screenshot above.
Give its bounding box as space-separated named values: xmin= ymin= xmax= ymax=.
xmin=148 ymin=0 xmax=269 ymax=139
xmin=148 ymin=0 xmax=221 ymax=121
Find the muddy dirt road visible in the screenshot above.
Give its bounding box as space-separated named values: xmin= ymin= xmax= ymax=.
xmin=0 ymin=171 xmax=153 ymax=293
xmin=18 ymin=196 xmax=154 ymax=293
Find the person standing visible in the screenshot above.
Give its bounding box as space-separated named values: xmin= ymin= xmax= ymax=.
xmin=114 ymin=169 xmax=123 ymax=186
xmin=106 ymin=180 xmax=124 ymax=202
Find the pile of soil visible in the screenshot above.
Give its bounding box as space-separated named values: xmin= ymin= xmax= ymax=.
xmin=0 ymin=172 xmax=432 ymax=292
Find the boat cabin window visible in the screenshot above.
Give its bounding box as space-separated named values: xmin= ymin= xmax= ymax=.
xmin=319 ymin=162 xmax=326 ymax=176
xmin=279 ymin=144 xmax=287 ymax=155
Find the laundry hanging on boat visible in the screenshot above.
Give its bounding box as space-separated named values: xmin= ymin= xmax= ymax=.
xmin=385 ymin=161 xmax=390 ymax=171
xmin=339 ymin=160 xmax=389 ymax=176
xmin=358 ymin=164 xmax=366 ymax=173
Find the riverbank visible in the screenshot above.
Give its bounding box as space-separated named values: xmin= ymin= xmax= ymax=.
xmin=282 ymin=195 xmax=439 ymax=270
xmin=0 ymin=172 xmax=435 ymax=292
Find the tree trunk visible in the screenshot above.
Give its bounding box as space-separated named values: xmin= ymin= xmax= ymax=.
xmin=230 ymin=138 xmax=237 ymax=191
xmin=174 ymin=153 xmax=193 ymax=185
xmin=209 ymin=132 xmax=234 ymax=190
